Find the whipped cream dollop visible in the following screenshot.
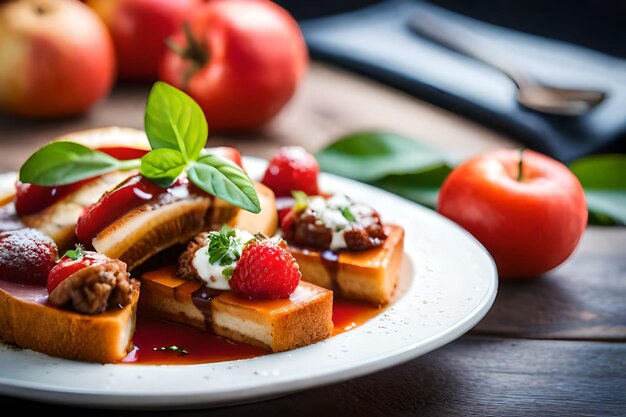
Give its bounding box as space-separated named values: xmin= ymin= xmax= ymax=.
xmin=192 ymin=229 xmax=254 ymax=290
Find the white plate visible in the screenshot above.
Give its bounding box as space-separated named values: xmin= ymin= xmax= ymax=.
xmin=0 ymin=157 xmax=498 ymax=409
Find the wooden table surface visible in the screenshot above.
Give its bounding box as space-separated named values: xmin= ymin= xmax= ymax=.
xmin=1 ymin=63 xmax=625 ymax=416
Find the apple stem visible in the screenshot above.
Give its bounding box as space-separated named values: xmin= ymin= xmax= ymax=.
xmin=517 ymin=147 xmax=525 ymax=182
xmin=166 ymin=23 xmax=210 ymax=87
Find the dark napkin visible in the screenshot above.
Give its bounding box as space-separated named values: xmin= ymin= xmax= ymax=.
xmin=300 ymin=0 xmax=626 ymax=163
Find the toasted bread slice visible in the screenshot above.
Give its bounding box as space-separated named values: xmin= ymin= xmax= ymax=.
xmin=232 ymin=182 xmax=278 ymax=236
xmin=211 ymin=283 xmax=333 ymax=352
xmin=52 ymin=126 xmax=150 ymax=150
xmin=0 ymin=172 xmax=16 ymax=207
xmin=0 ymin=279 xmax=140 ymax=363
xmin=139 ymin=267 xmax=333 ymax=352
xmin=288 ymin=225 xmax=404 ymax=305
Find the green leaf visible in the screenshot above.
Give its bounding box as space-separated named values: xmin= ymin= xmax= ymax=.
xmin=64 ymin=244 xmax=85 ymax=261
xmin=584 ymin=191 xmax=626 ymax=226
xmin=569 ymin=155 xmax=626 ymax=190
xmin=19 ymin=141 xmax=136 ymax=186
xmin=371 ymin=164 xmax=453 ymax=209
xmin=341 ymin=206 xmax=356 ymax=222
xmin=292 ymin=190 xmax=308 ymax=212
xmin=144 ymin=81 xmax=207 ymax=162
xmin=569 ymin=155 xmax=626 ymax=225
xmin=140 ymin=149 xmax=186 ymax=187
xmin=187 ymin=154 xmax=260 ymax=213
xmin=207 ymin=227 xmax=244 ymax=266
xmin=315 ymin=132 xmax=450 ymax=182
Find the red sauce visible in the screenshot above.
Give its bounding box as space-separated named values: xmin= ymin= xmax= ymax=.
xmin=124 ymin=315 xmax=267 ymax=365
xmin=75 ymin=175 xmax=188 ymax=245
xmin=125 ymin=298 xmax=383 ymax=365
xmin=13 ymin=147 xmax=147 ymax=216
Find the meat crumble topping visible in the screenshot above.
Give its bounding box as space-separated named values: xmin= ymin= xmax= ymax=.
xmin=282 ymin=194 xmax=387 ymax=251
xmin=49 ymin=254 xmax=136 ymax=314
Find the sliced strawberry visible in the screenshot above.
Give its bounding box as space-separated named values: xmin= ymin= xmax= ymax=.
xmin=261 ymin=146 xmax=320 ymax=197
xmin=47 ymin=250 xmax=109 ymax=294
xmin=229 ymin=240 xmax=301 ymax=300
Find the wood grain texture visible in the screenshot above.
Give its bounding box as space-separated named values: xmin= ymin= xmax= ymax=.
xmin=1 ymin=336 xmax=624 ymax=416
xmin=473 ymin=227 xmax=626 ymax=341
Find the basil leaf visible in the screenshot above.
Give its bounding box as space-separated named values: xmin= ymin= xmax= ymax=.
xmin=140 ymin=149 xmax=187 ymax=187
xmin=341 ymin=207 xmax=356 ymax=222
xmin=144 ymin=81 xmax=207 ymax=162
xmin=19 ymin=141 xmax=135 ymax=186
xmin=187 ymin=154 xmax=260 ymax=213
xmin=569 ymin=155 xmax=626 ymax=225
xmin=315 ymin=132 xmax=451 ymax=182
xmin=372 ymin=164 xmax=453 ymax=209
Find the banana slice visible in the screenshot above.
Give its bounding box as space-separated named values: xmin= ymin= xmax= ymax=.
xmin=93 ymin=195 xmax=212 ymax=271
xmin=17 ymin=127 xmax=150 ymax=250
xmin=21 ymin=170 xmax=135 ymax=251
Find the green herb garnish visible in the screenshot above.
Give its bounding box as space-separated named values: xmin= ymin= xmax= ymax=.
xmin=207 ymin=226 xmax=243 ymax=266
xmin=18 ymin=82 xmax=260 ymax=214
xmin=154 ymin=345 xmax=189 ymax=355
xmin=341 ymin=206 xmax=356 ymax=222
xmin=291 ymin=190 xmax=309 ymax=212
xmin=64 ymin=244 xmax=85 ymax=261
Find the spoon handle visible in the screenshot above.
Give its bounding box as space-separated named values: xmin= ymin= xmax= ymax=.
xmin=408 ymin=8 xmax=531 ymax=88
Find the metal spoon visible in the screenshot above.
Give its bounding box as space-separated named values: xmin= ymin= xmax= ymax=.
xmin=408 ymin=9 xmax=607 ymax=116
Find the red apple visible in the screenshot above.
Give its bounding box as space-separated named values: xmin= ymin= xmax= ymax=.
xmin=88 ymin=0 xmax=200 ymax=81
xmin=0 ymin=0 xmax=116 ymax=117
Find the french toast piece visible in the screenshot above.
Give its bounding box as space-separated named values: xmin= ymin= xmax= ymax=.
xmin=0 ymin=280 xmax=140 ymax=363
xmin=230 ymin=182 xmax=278 ymax=236
xmin=139 ymin=267 xmax=334 ymax=352
xmin=138 ymin=266 xmax=208 ymax=331
xmin=0 ymin=172 xmax=16 ymax=207
xmin=211 ymin=282 xmax=333 ymax=352
xmin=288 ymin=225 xmax=404 ymax=305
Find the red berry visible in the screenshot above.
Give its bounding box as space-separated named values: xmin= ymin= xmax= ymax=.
xmin=0 ymin=228 xmax=58 ymax=286
xmin=205 ymin=146 xmax=244 ymax=169
xmin=230 ymin=240 xmax=301 ymax=300
xmin=261 ymin=146 xmax=320 ymax=197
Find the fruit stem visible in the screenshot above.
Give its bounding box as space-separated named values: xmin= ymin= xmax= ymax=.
xmin=517 ymin=147 xmax=525 ymax=182
xmin=166 ymin=23 xmax=210 ymax=88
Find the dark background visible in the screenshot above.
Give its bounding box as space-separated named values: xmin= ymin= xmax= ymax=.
xmin=275 ymin=0 xmax=626 ymax=59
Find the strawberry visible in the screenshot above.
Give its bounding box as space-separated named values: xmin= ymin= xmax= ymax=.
xmin=204 ymin=146 xmax=244 ymax=169
xmin=0 ymin=228 xmax=58 ymax=286
xmin=230 ymin=240 xmax=301 ymax=300
xmin=261 ymin=146 xmax=320 ymax=197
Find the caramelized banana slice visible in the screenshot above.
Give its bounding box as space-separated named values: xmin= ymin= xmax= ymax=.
xmin=16 ymin=127 xmax=151 ymax=250
xmin=81 ymin=175 xmax=211 ymax=271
